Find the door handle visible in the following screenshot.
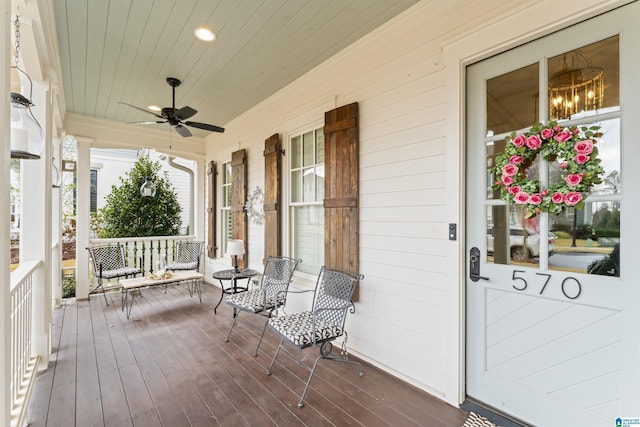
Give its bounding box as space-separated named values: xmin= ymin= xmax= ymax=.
xmin=470 ymin=247 xmax=489 ymax=282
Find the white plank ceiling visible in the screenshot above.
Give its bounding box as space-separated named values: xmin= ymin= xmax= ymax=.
xmin=52 ymin=0 xmax=419 ymax=137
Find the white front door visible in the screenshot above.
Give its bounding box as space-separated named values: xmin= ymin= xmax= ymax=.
xmin=466 ymin=4 xmax=640 ymax=426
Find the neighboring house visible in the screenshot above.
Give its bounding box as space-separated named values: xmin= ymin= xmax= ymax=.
xmin=3 ymin=1 xmax=638 ymax=427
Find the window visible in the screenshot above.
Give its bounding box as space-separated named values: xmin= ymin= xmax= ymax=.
xmin=90 ymin=169 xmax=98 ymax=213
xmin=290 ymin=128 xmax=324 ymax=275
xmin=221 ymin=161 xmax=233 ymax=254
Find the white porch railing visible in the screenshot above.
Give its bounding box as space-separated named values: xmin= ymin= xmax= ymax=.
xmin=87 ymin=235 xmax=197 ymax=290
xmin=9 ymin=260 xmax=42 ymax=427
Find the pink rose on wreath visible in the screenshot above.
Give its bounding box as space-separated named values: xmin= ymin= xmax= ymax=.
xmin=541 ymin=190 xmax=549 ymax=196
xmin=514 ymin=191 xmax=530 ymax=204
xmin=502 ymin=175 xmax=514 ymax=186
xmin=574 ymin=140 xmax=594 ymax=154
xmin=509 ymin=155 xmax=523 ymax=164
xmin=509 ymin=186 xmax=521 ymax=195
xmin=552 ymin=192 xmax=564 ymax=203
xmin=574 ymin=154 xmax=590 ymax=165
xmin=554 ymin=125 xmax=562 ymax=131
xmin=554 ymin=129 xmax=572 ymax=142
xmin=528 ymin=193 xmax=542 ymax=205
xmin=512 ymin=134 xmax=526 ymax=147
xmin=559 ymin=162 xmax=568 ymax=169
xmin=564 ymin=192 xmax=583 ymax=206
xmin=565 ymin=174 xmax=583 ymax=186
xmin=526 ymin=135 xmax=543 ymax=150
xmin=541 ymin=128 xmax=554 ymax=139
xmin=502 ymin=163 xmax=518 ymax=176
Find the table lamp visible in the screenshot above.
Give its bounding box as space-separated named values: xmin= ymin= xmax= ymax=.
xmin=226 ymin=240 xmax=244 ymax=273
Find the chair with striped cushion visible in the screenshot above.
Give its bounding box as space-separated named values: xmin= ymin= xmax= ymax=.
xmin=166 ymin=240 xmax=204 ymax=272
xmin=225 ymin=256 xmax=301 ymax=356
xmin=266 ymin=266 xmax=364 ymax=407
xmin=87 ymin=244 xmax=142 ymax=306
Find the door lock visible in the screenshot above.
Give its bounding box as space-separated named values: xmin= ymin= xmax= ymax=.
xmin=470 ymin=247 xmax=490 ymax=282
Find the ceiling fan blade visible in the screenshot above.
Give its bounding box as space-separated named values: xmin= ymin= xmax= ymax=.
xmin=128 ymin=120 xmax=167 ymax=126
xmin=175 ymin=106 xmax=197 ymax=120
xmin=174 ymin=124 xmax=192 ymax=137
xmin=185 ymin=121 xmax=225 ymax=133
xmin=118 ymin=102 xmax=164 ymax=119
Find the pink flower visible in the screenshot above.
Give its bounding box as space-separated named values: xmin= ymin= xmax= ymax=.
xmin=514 ymin=191 xmax=530 ymax=204
xmin=565 ymin=174 xmax=583 ymax=186
xmin=512 ymin=134 xmax=526 ymax=147
xmin=501 ymin=175 xmax=514 ymax=186
xmin=541 ymin=128 xmax=554 ymax=139
xmin=554 ymin=125 xmax=562 ymax=132
xmin=502 ymin=163 xmax=518 ymax=176
xmin=552 ymin=192 xmax=564 ymax=203
xmin=509 ymin=155 xmax=523 ymax=164
xmin=528 ymin=193 xmax=542 ymax=205
xmin=554 ymin=129 xmax=572 ymax=142
xmin=574 ymin=140 xmax=594 ymax=154
xmin=574 ymin=154 xmax=590 ymax=164
xmin=526 ymin=135 xmax=543 ymax=150
xmin=541 ymin=190 xmax=549 ymax=196
xmin=508 ymin=186 xmax=521 ymax=195
xmin=564 ymin=192 xmax=583 ymax=206
xmin=559 ymin=162 xmax=568 ymax=169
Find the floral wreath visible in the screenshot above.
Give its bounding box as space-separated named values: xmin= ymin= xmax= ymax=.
xmin=492 ymin=121 xmax=604 ymax=218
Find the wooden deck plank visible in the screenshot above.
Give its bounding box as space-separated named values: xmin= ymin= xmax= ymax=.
xmin=26 ymin=301 xmax=65 ymax=427
xmin=76 ymin=300 xmax=105 ymax=426
xmin=46 ymin=298 xmax=77 ymax=427
xmin=27 ymin=283 xmax=469 ymax=427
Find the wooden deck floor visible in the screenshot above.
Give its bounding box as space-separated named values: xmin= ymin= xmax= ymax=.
xmin=27 ymin=282 xmax=469 ymax=427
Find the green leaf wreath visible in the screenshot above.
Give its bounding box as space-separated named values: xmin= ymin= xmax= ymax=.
xmin=492 ymin=122 xmax=605 ymax=218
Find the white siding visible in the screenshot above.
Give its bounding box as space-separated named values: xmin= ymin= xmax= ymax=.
xmin=204 ymin=0 xmax=631 ymax=406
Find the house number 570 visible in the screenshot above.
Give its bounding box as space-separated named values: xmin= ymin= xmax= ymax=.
xmin=511 ymin=270 xmax=581 ymax=300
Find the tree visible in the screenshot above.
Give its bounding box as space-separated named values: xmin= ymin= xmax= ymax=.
xmin=99 ymin=156 xmax=182 ymax=237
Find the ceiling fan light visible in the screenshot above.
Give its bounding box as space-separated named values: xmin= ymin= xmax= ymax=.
xmin=148 ymin=105 xmax=161 ymax=112
xmin=194 ymin=27 xmax=215 ymax=42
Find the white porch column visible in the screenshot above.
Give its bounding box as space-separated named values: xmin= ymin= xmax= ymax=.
xmin=52 ymin=135 xmax=62 ymax=305
xmin=21 ymin=79 xmax=52 ymax=367
xmin=1 ymin=0 xmax=12 ymax=424
xmin=75 ymin=136 xmax=93 ymax=300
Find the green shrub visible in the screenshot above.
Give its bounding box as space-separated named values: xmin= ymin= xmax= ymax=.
xmin=62 ymin=278 xmax=76 ymax=298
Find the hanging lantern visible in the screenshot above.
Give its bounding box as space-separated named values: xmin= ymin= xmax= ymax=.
xmin=11 ymin=92 xmax=43 ymax=159
xmin=10 ymin=13 xmax=43 ymax=160
xmin=140 ymin=176 xmax=157 ymax=198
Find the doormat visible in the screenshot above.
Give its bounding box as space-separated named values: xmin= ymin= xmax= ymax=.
xmin=462 ymin=412 xmax=499 ymax=427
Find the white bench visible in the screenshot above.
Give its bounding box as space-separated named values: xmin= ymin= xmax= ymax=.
xmin=120 ymin=271 xmax=204 ymax=318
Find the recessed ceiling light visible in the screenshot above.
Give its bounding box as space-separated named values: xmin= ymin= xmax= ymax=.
xmin=148 ymin=105 xmax=161 ymax=112
xmin=194 ymin=27 xmax=215 ymax=42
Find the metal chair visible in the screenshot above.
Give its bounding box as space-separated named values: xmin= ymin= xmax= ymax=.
xmin=165 ymin=240 xmax=204 ymax=272
xmin=225 ymin=256 xmax=301 ymax=356
xmin=87 ymin=244 xmax=142 ymax=305
xmin=266 ymin=266 xmax=364 ymax=407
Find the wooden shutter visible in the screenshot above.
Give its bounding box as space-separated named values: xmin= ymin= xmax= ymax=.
xmin=231 ymin=149 xmax=248 ymax=268
xmin=324 ymin=102 xmax=360 ymax=300
xmin=207 ymin=161 xmax=217 ymax=258
xmin=264 ymin=133 xmax=281 ymax=261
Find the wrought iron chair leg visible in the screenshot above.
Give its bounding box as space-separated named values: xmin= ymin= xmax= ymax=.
xmin=98 ymin=277 xmax=109 ymax=306
xmin=253 ymin=319 xmax=270 ymax=357
xmin=267 ymin=338 xmax=285 ymax=375
xmin=298 ymin=356 xmax=324 ymax=408
xmin=225 ymin=312 xmax=239 ymax=342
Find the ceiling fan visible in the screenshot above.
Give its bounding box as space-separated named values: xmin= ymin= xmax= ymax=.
xmin=119 ymin=77 xmax=224 ymax=137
